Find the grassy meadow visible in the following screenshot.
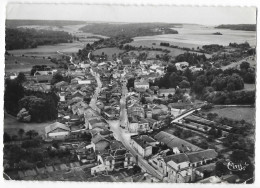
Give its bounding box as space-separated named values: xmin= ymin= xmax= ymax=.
xmin=5 ymin=55 xmax=56 ymax=72
xmin=207 ymin=107 xmax=255 ymax=125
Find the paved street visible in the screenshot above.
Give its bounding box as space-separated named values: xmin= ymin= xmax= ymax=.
xmin=89 ymin=71 xmax=102 ymax=112
xmin=107 ymin=82 xmax=164 ymax=180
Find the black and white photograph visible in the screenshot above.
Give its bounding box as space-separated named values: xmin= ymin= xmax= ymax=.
xmin=2 ymin=1 xmax=258 ymax=185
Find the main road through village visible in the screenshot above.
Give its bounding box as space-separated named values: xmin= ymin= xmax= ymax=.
xmin=85 ymin=52 xmax=164 ymax=180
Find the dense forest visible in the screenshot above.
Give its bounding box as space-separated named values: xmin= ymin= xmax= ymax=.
xmin=6 ymin=28 xmax=73 ymax=50
xmin=4 ymin=74 xmax=59 ymax=122
xmin=215 ymin=24 xmax=256 ymax=31
xmin=79 ymin=23 xmax=179 ymax=38
xmin=6 ymin=19 xmax=86 ymax=28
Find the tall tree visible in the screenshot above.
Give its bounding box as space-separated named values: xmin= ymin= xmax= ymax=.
xmin=192 ymin=75 xmax=208 ymax=94
xmin=25 ymin=130 xmax=38 ymax=139
xmin=18 ymin=129 xmax=25 ymax=139
xmin=4 ymin=79 xmax=24 ymax=115
xmin=16 ymin=72 xmax=26 ymax=83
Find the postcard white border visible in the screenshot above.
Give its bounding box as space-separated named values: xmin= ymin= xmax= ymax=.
xmin=0 ymin=1 xmax=259 ymax=188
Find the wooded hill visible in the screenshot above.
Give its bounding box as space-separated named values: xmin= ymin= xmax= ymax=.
xmin=79 ymin=23 xmax=180 ymax=37
xmin=215 ymin=24 xmax=256 ymax=31
xmin=6 ymin=19 xmax=86 ymax=28
xmin=6 ymin=28 xmax=73 ymax=50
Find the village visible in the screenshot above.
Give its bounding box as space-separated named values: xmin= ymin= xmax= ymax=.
xmin=4 ymin=46 xmax=253 ymax=184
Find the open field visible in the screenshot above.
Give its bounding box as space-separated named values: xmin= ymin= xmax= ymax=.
xmin=206 ymin=107 xmax=255 ymax=125
xmin=17 ymin=24 xmax=108 ymax=40
xmin=129 ymin=39 xmax=203 ymax=50
xmin=5 ymin=55 xmax=56 ymax=73
xmin=7 ymin=24 xmax=107 ymax=59
xmin=127 ymin=40 xmax=212 ymax=58
xmin=4 ymin=112 xmax=52 ymax=136
xmin=8 ymin=41 xmax=87 ymax=58
xmin=93 ymin=47 xmax=125 ymax=60
xmin=242 ymin=84 xmax=256 ymax=91
xmin=125 ymin=50 xmax=166 ymax=59
xmin=146 ymin=50 xmax=166 ymax=59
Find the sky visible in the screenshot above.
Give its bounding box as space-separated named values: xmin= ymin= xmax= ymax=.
xmin=6 ymin=4 xmax=257 ymax=26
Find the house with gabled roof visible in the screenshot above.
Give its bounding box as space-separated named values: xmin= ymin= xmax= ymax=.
xmin=128 ymin=116 xmax=150 ymax=133
xmin=45 ymin=122 xmax=70 ymax=140
xmin=91 ymin=134 xmax=110 ymax=152
xmin=35 ymin=75 xmax=52 ymax=83
xmin=175 ymin=62 xmax=189 ymax=71
xmin=134 ymin=80 xmax=149 ymax=90
xmin=71 ymin=90 xmax=86 ymax=98
xmin=154 ymin=131 xmax=201 ymax=154
xmin=91 ymin=148 xmax=134 ymax=175
xmin=87 ymin=117 xmax=109 ymax=130
xmin=55 ymin=81 xmax=69 ymax=90
xmin=158 ymin=88 xmax=176 ymax=97
xmin=131 ymin=135 xmax=158 ymax=157
xmin=149 ymin=148 xmax=218 ymax=183
xmin=34 ymin=70 xmax=54 ymax=76
xmin=128 ymin=103 xmax=145 ymax=118
xmin=84 ymin=107 xmax=100 ymax=119
xmin=102 ymin=107 xmax=120 ymax=120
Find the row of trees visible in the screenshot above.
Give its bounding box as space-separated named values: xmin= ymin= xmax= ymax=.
xmin=202 ymin=44 xmax=224 ymax=54
xmin=4 ymin=129 xmax=38 ymax=143
xmin=174 ymin=52 xmax=207 ymax=66
xmin=30 ymin=65 xmax=52 ymax=75
xmin=160 ymin=42 xmax=170 ymax=47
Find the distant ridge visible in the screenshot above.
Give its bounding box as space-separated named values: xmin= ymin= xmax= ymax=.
xmin=6 ymin=19 xmax=87 ymax=28
xmin=215 ymin=24 xmax=256 ymax=31
xmin=6 ymin=19 xmax=191 ymax=28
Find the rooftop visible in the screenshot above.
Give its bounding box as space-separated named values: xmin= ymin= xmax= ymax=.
xmin=91 ymin=134 xmax=109 ymax=144
xmin=132 ymin=135 xmax=156 ymax=149
xmin=165 ymin=153 xmax=190 ymax=164
xmin=154 ymin=131 xmax=201 ymax=152
xmin=45 ymin=122 xmax=70 ymax=134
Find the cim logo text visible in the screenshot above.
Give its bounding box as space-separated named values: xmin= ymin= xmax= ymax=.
xmin=227 ymin=161 xmax=249 ymax=171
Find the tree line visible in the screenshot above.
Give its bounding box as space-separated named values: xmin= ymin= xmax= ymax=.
xmin=79 ymin=23 xmax=178 ymax=38
xmin=215 ymin=24 xmax=256 ymax=31
xmin=6 ymin=28 xmax=73 ymax=50
xmin=4 ymin=74 xmax=59 ymax=122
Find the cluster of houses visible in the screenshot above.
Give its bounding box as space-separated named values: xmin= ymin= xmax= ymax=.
xmin=112 ymin=60 xmax=222 ymax=183
xmin=17 ymin=55 xmax=224 ymax=182
xmin=91 ymin=140 xmax=134 ymax=175
xmin=126 ymin=91 xmax=170 ymax=133
xmin=43 ymin=65 xmax=136 ymax=176
xmin=130 ymin=130 xmax=219 ymax=183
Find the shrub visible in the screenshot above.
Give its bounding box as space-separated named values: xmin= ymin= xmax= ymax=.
xmin=21 ymin=139 xmax=40 ymax=148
